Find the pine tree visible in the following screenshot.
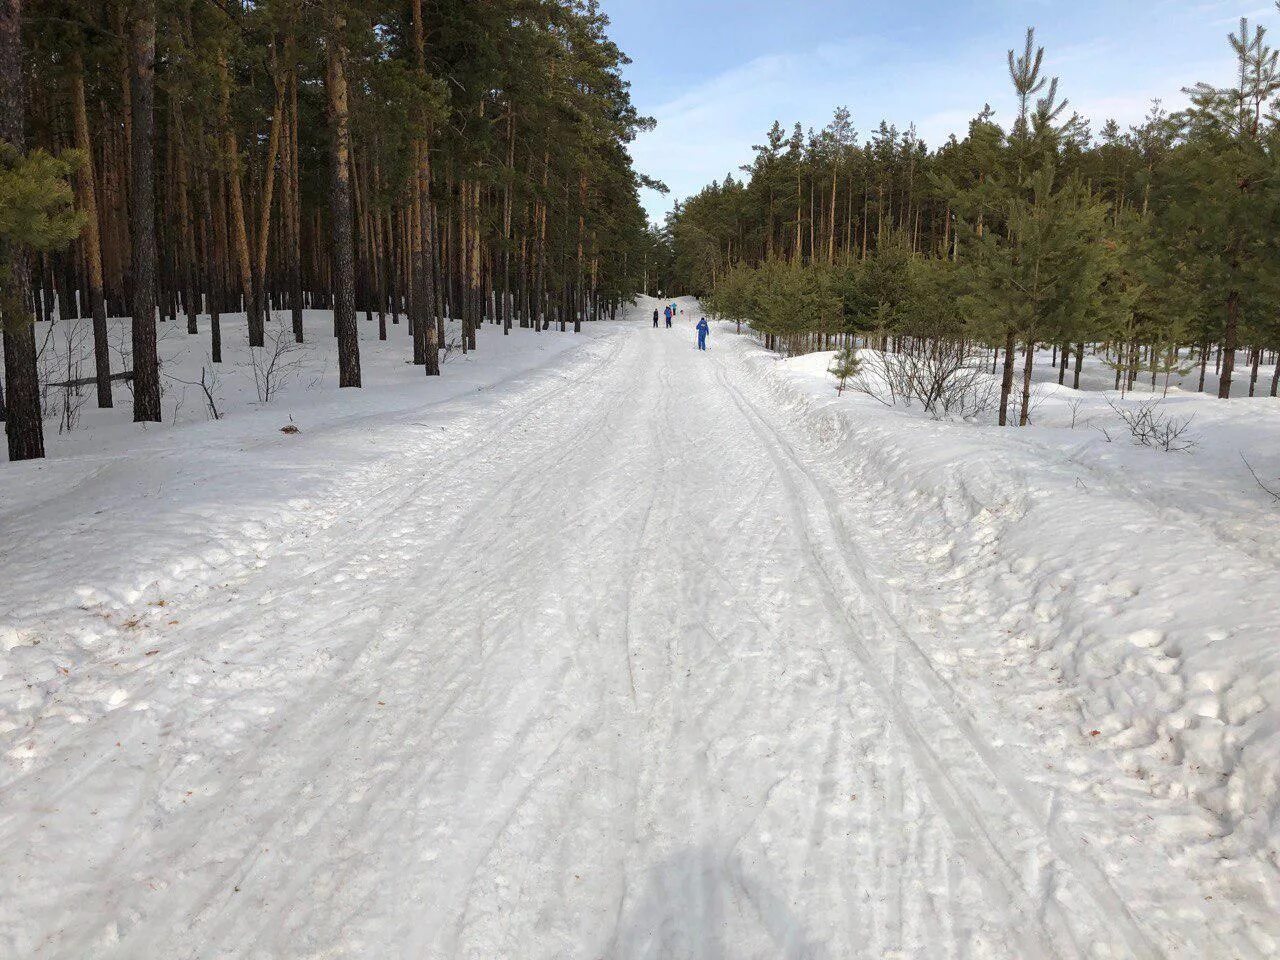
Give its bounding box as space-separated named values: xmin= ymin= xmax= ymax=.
xmin=1156 ymin=17 xmax=1280 ymax=399
xmin=0 ymin=0 xmax=660 ymax=453
xmin=829 ymin=345 xmax=861 ymax=395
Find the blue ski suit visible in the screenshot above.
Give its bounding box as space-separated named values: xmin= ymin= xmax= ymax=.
xmin=696 ymin=317 xmax=709 ymax=350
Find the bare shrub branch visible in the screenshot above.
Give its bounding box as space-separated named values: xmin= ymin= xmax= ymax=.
xmin=1241 ymin=454 xmax=1280 ymax=503
xmin=167 ymin=365 xmax=223 ymax=421
xmin=1104 ymin=395 xmax=1197 ymax=453
xmin=243 ymin=327 xmax=306 ymax=403
xmin=852 ymin=340 xmax=995 ymax=419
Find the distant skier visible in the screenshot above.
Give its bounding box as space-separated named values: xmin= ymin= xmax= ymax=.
xmin=653 ymin=308 xmax=659 ymax=328
xmin=696 ymin=316 xmax=709 ymax=351
xmin=665 ymin=310 xmax=672 ymax=329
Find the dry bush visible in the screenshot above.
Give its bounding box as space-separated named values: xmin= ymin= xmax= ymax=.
xmin=854 ymin=340 xmax=996 ymax=420
xmin=1105 ymin=396 xmax=1197 ymax=453
xmin=167 ymin=365 xmax=224 ymax=420
xmin=245 ymin=327 xmax=306 ymax=403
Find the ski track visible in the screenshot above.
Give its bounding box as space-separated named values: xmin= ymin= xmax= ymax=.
xmin=0 ymin=310 xmax=1266 ymax=959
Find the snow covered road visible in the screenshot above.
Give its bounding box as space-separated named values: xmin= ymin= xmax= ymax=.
xmin=1 ymin=310 xmax=1272 ymax=958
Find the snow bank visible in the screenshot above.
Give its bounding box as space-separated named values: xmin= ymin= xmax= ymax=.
xmin=728 ymin=329 xmax=1280 ymax=915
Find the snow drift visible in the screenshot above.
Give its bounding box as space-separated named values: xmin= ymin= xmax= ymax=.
xmin=730 ymin=328 xmax=1280 ymax=926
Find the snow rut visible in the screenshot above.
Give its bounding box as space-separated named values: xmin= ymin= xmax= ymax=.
xmin=721 ymin=333 xmax=1277 ymax=958
xmin=715 ymin=362 xmax=1156 ymax=959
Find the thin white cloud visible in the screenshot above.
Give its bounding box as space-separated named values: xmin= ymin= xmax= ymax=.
xmin=628 ymin=10 xmax=1245 ymax=222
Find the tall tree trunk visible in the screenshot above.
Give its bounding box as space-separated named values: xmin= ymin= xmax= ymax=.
xmin=502 ymin=102 xmax=514 ymax=335
xmin=464 ymin=180 xmax=480 ymax=350
xmin=575 ymin=175 xmax=585 ymax=334
xmin=130 ymin=0 xmax=161 ymax=423
xmin=410 ymin=158 xmax=428 ymax=365
xmin=287 ymin=67 xmax=304 ymax=342
xmin=219 ymin=51 xmax=261 ymax=347
xmin=1219 ymin=290 xmax=1238 ymax=399
xmin=254 ymin=40 xmax=289 ymax=328
xmin=827 ymin=166 xmax=837 ymax=264
xmin=1019 ymin=339 xmax=1035 ymax=426
xmin=410 ymin=0 xmax=439 ymax=373
xmin=174 ymin=108 xmax=199 ymax=336
xmin=998 ymin=329 xmax=1016 ymax=426
xmin=327 ymin=9 xmax=360 ymax=387
xmin=71 ymin=52 xmax=113 ymax=408
xmin=0 ymin=0 xmax=43 ymax=459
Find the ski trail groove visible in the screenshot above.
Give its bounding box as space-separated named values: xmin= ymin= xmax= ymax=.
xmin=714 ymin=361 xmax=1158 ymax=959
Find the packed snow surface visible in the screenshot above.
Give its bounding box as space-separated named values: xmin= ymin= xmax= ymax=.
xmin=2 ymin=299 xmax=1278 ymax=958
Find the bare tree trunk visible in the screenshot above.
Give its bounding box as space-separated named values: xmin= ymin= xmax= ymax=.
xmin=130 ymin=0 xmax=161 ymax=423
xmin=998 ymin=329 xmax=1015 ymax=426
xmin=206 ymin=171 xmax=225 ymax=362
xmin=1019 ymin=339 xmax=1035 ymax=426
xmin=326 ymin=10 xmax=360 ymax=388
xmin=219 ymin=51 xmax=261 ymax=347
xmin=410 ymin=158 xmax=428 ymax=365
xmin=1219 ymin=291 xmax=1238 ymax=399
xmin=71 ymin=52 xmax=113 ymax=408
xmin=287 ymin=67 xmax=304 ymax=343
xmin=0 ymin=0 xmax=45 ymax=459
xmin=464 ymin=180 xmax=480 ymax=350
xmin=174 ymin=107 xmax=199 ymax=337
xmin=502 ymin=103 xmax=514 ymax=335
xmin=410 ymin=0 xmax=439 ymax=374
xmin=254 ymin=39 xmax=289 ymax=329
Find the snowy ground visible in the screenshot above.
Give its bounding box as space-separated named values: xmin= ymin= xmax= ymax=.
xmin=2 ymin=299 xmax=1278 ymax=958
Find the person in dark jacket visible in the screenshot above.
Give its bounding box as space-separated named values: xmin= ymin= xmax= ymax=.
xmin=653 ymin=308 xmax=659 ymax=328
xmin=696 ymin=316 xmax=709 ymax=350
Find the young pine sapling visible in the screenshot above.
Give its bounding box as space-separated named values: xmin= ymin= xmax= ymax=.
xmin=829 ymin=345 xmax=861 ymax=396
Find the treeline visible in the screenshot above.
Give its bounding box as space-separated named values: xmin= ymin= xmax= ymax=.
xmin=0 ymin=0 xmax=656 ymax=461
xmin=668 ymin=18 xmax=1280 ymax=425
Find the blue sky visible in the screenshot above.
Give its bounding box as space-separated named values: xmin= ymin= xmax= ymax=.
xmin=600 ymin=0 xmax=1278 ymax=222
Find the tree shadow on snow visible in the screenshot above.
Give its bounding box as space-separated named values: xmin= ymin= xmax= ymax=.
xmin=603 ymin=844 xmax=828 ymax=960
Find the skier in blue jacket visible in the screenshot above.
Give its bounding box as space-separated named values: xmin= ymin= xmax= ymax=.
xmin=696 ymin=316 xmax=709 ymax=350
